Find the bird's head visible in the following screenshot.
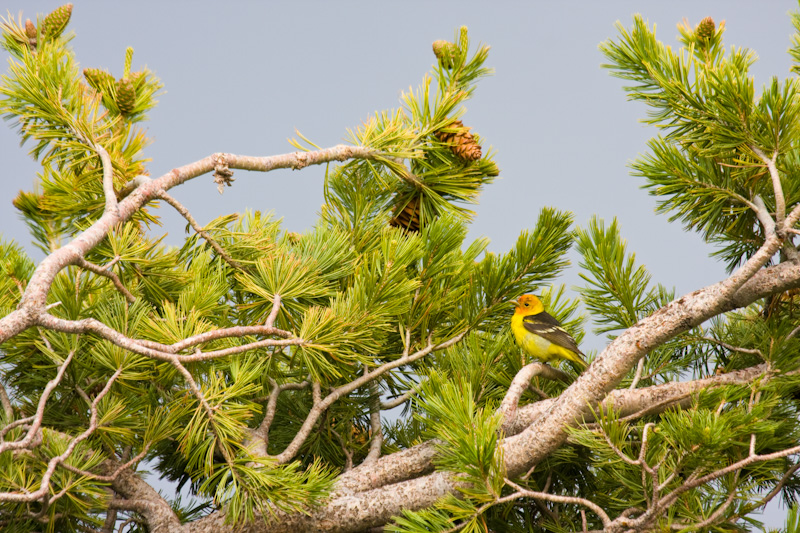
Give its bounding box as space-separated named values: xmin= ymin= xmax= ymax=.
xmin=514 ymin=294 xmax=544 ymax=314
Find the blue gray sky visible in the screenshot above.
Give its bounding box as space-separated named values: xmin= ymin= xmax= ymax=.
xmin=1 ymin=1 xmax=798 ymax=527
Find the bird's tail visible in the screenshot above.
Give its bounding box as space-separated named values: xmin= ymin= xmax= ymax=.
xmin=567 ymin=351 xmax=588 ymax=373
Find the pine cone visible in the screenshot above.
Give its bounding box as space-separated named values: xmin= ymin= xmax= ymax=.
xmin=389 ymin=196 xmax=421 ymax=232
xmin=84 ymin=68 xmax=114 ymax=91
xmin=41 ymin=4 xmax=73 ymax=39
xmin=116 ymin=77 xmax=136 ymax=115
xmin=696 ymin=17 xmax=715 ymax=41
xmin=435 ymin=120 xmax=482 ymax=161
xmin=25 ymin=19 xmax=36 ymax=39
xmin=432 ymin=40 xmax=458 ymax=69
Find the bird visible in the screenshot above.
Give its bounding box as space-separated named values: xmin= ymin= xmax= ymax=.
xmin=511 ymin=294 xmax=588 ymax=370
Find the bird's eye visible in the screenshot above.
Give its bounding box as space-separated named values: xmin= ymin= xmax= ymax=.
xmin=523 ymin=303 xmax=529 ymax=307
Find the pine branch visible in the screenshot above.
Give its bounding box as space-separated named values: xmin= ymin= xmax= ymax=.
xmin=272 ymin=330 xmax=467 ymax=464
xmin=0 ymin=145 xmax=380 ymax=343
xmin=0 ymin=365 xmax=123 ymax=503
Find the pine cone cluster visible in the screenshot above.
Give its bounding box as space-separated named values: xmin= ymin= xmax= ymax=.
xmin=11 ymin=4 xmax=72 ymax=49
xmin=41 ymin=3 xmax=72 ymax=38
xmin=116 ymin=77 xmax=136 ymax=115
xmin=83 ymin=69 xmax=140 ymax=116
xmin=389 ymin=196 xmax=421 ymax=232
xmin=696 ymin=17 xmax=715 ymax=41
xmin=435 ymin=120 xmax=482 ymax=161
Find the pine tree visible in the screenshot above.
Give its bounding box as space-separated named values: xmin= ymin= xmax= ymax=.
xmin=1 ymin=5 xmax=800 ymax=533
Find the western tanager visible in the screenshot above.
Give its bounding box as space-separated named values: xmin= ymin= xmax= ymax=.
xmin=511 ymin=294 xmax=587 ymax=369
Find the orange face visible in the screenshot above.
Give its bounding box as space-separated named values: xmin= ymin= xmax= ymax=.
xmin=514 ymin=294 xmax=544 ymax=314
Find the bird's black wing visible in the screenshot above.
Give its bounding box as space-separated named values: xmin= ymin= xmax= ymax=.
xmin=522 ymin=312 xmax=584 ymax=356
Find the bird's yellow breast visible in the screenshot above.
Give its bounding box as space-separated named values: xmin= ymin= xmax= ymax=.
xmin=512 ymin=311 xmax=582 ymax=365
xmin=511 ymin=312 xmax=556 ymax=363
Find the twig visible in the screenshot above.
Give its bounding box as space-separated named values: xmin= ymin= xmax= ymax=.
xmin=630 ymin=358 xmax=645 ymax=389
xmin=381 ymin=389 xmax=416 ymax=410
xmin=59 ymin=445 xmax=150 ymax=483
xmin=670 ymin=485 xmax=738 ymax=530
xmin=330 ymin=426 xmax=354 ymax=472
xmin=75 ymin=256 xmax=135 ymax=303
xmin=622 ymin=443 xmax=800 ymax=530
xmin=169 ymin=357 xmax=234 ymax=466
xmin=157 ymin=190 xmax=245 ymax=271
xmin=0 ymin=380 xmax=13 ymax=419
xmin=752 ymin=462 xmax=800 ymax=512
xmin=694 ymin=335 xmax=766 ymax=359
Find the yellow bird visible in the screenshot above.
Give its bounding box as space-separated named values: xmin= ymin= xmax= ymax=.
xmin=511 ymin=294 xmax=587 ymax=369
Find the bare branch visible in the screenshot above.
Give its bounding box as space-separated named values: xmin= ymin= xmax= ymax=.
xmin=750 ymin=146 xmax=785 ymax=229
xmin=505 ymin=478 xmax=612 ymax=528
xmin=266 ymin=294 xmax=282 ymax=329
xmin=36 ymin=313 xmax=303 ymax=363
xmin=381 ymin=389 xmax=416 ymax=410
xmin=94 ymin=142 xmax=118 ymax=217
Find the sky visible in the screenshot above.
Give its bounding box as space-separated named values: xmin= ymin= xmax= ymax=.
xmin=1 ymin=0 xmax=798 ymax=528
